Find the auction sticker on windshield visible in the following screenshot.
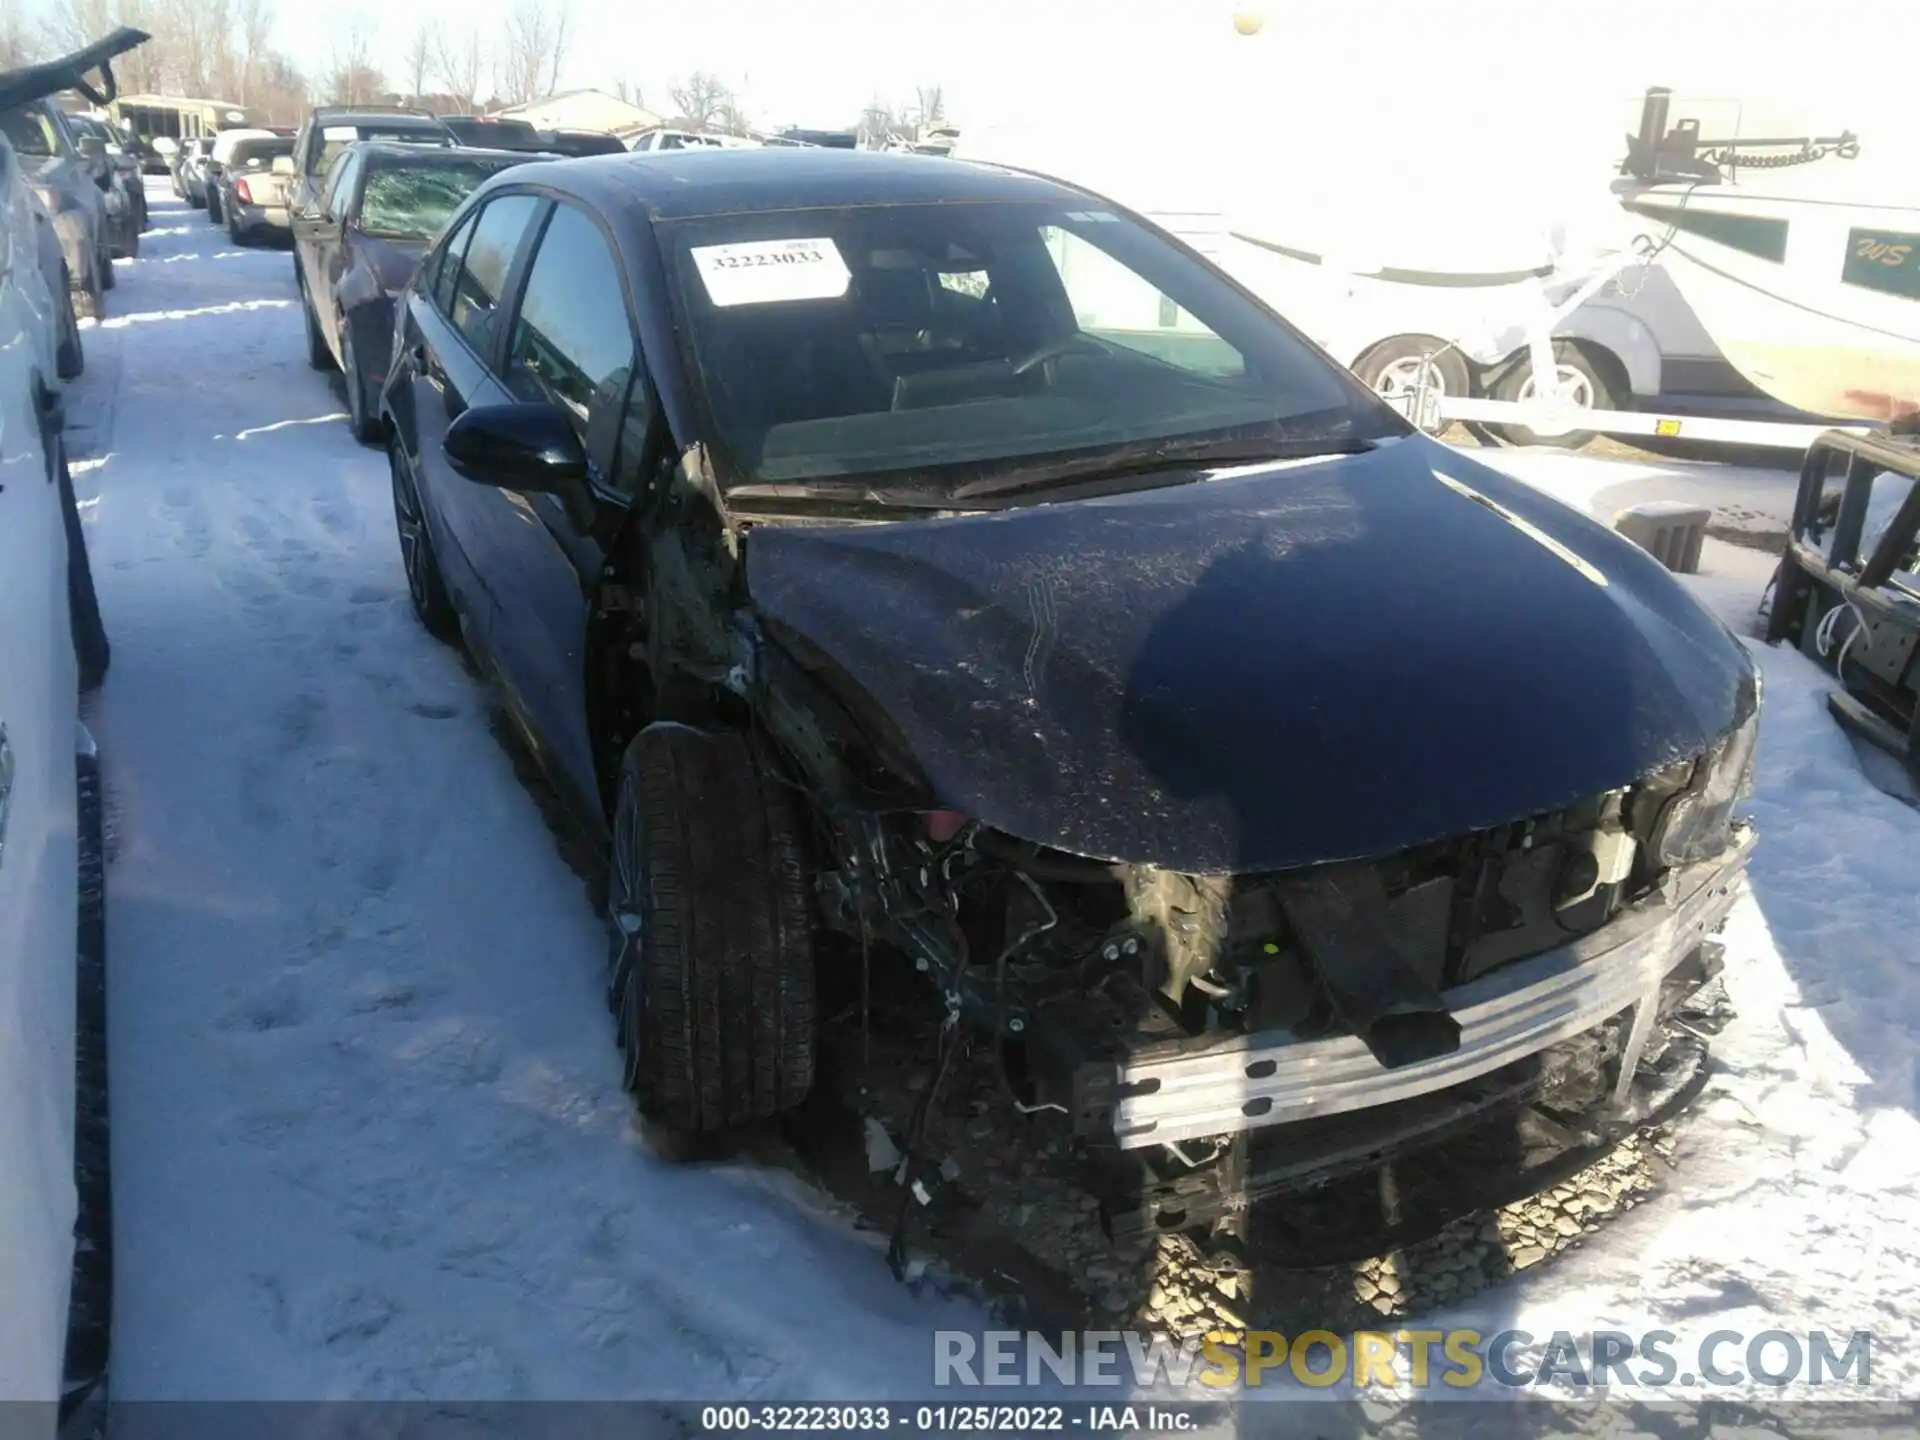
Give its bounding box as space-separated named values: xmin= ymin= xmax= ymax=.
xmin=691 ymin=238 xmax=851 ymax=307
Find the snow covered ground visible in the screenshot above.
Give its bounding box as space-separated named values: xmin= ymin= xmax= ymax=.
xmin=60 ymin=183 xmax=1920 ymax=1408
xmin=73 ymin=192 xmax=967 ymax=1404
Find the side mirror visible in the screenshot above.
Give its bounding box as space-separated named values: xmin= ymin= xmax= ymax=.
xmin=271 ymin=155 xmax=295 ymax=175
xmin=444 ymin=402 xmax=595 ymax=525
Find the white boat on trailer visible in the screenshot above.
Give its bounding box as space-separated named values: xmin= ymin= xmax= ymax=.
xmin=1428 ymin=90 xmax=1915 ymax=448
xmin=1612 ymin=88 xmax=1920 ymax=426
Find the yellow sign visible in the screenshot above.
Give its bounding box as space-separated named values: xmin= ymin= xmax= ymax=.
xmin=1656 ymin=419 xmax=1683 ymax=437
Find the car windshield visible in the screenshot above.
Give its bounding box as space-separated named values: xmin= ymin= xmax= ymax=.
xmin=230 ymin=138 xmax=291 ymax=168
xmin=661 ymin=199 xmax=1401 ymax=497
xmin=1 ymin=107 xmax=61 ymax=157
xmin=318 ymin=125 xmax=445 ymax=173
xmin=358 ymin=160 xmax=518 ymax=238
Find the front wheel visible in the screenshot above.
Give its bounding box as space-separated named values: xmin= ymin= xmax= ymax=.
xmin=341 ymin=315 xmax=380 ymax=444
xmin=608 ymin=725 xmax=816 ymax=1137
xmin=55 ymin=264 xmax=84 ymax=379
xmin=388 ymin=439 xmax=459 ymax=644
xmin=300 ymin=273 xmax=335 ymax=372
xmin=72 ymin=250 xmax=104 ymax=322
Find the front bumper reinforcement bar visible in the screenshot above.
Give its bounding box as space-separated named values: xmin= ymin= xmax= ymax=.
xmin=1080 ymin=827 xmax=1754 ymax=1149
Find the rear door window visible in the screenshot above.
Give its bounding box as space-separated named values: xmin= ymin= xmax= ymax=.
xmin=449 ymin=194 xmax=543 ymax=359
xmin=428 ymin=209 xmax=479 ymax=314
xmin=318 ymin=151 xmax=360 ymax=219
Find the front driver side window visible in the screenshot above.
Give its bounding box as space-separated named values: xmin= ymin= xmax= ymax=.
xmin=449 ymin=194 xmax=542 ymax=358
xmin=504 ymin=203 xmax=641 ymax=494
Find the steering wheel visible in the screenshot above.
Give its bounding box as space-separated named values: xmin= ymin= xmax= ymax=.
xmin=1010 ymin=333 xmax=1107 ymax=378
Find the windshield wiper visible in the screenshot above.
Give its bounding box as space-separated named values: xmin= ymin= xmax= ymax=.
xmin=949 ymin=435 xmax=1378 ymax=500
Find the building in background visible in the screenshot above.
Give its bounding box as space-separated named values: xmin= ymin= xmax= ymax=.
xmin=491 ymin=89 xmax=661 ymax=142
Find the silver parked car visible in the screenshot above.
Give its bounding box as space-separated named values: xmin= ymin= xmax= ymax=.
xmin=0 ymin=98 xmax=113 ymax=320
xmin=212 ymin=133 xmax=293 ymax=244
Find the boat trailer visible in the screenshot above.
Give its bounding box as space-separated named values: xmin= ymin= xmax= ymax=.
xmin=1765 ymin=425 xmax=1920 ymax=775
xmin=1380 ymin=233 xmax=1885 ymax=452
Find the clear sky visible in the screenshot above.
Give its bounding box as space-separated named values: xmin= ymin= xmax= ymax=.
xmin=60 ymin=0 xmax=1920 ymax=147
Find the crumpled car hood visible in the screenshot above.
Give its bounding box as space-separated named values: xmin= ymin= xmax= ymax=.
xmin=743 ymin=435 xmax=1755 ymax=874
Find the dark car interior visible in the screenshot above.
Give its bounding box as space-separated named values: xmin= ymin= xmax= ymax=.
xmin=676 ymin=210 xmax=1347 ymax=482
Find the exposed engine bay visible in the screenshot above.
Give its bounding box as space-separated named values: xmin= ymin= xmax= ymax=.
xmin=791 ymin=698 xmax=1757 ymax=1249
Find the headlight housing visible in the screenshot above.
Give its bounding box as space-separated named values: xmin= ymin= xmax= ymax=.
xmin=1651 ymin=678 xmax=1761 ymax=868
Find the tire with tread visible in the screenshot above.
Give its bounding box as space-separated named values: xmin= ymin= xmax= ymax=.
xmin=341 ymin=315 xmax=380 ymax=443
xmin=1486 ymin=340 xmax=1612 ymax=451
xmin=1351 ymin=335 xmax=1470 ymax=422
xmin=300 ymin=273 xmax=336 ymax=371
xmin=388 ymin=440 xmax=458 ymax=643
xmin=609 ymin=725 xmax=816 ymax=1135
xmin=55 ymin=263 xmax=84 ymax=379
xmin=72 ymin=251 xmax=103 ymax=322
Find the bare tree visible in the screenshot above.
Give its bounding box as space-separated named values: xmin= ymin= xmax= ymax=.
xmin=401 ymin=19 xmax=436 ymax=103
xmin=913 ymin=85 xmax=945 ymax=126
xmin=612 ymin=76 xmax=641 ymax=109
xmin=859 ymin=95 xmax=907 ymax=149
xmin=544 ymin=0 xmax=568 ymax=95
xmin=497 ymin=0 xmax=568 ymax=106
xmin=0 ymin=0 xmax=39 ymax=67
xmin=326 ymin=11 xmax=380 ymax=105
xmin=236 ymin=0 xmax=273 ymax=104
xmin=432 ymin=21 xmax=484 ymax=109
xmin=667 ymin=70 xmax=729 ymax=131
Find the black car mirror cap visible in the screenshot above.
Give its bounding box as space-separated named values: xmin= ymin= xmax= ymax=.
xmin=443 ymin=401 xmax=595 ymax=523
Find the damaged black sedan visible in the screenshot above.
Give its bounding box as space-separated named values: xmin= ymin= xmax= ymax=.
xmin=379 ymin=148 xmax=1758 ymax=1238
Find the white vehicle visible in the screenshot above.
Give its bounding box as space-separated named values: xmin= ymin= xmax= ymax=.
xmin=628 ymin=127 xmax=759 ymax=152
xmin=0 ymin=31 xmax=123 ymax=1439
xmin=1615 ymin=87 xmax=1920 ymax=425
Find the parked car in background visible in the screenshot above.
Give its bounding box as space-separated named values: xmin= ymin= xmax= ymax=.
xmin=295 ymin=141 xmax=539 ymax=441
xmin=201 ymin=126 xmax=275 ymax=224
xmin=534 ymin=128 xmax=627 ymax=158
xmin=286 ymin=107 xmax=453 ymax=217
xmin=64 ymin=112 xmax=146 ymax=235
xmin=628 ymin=127 xmax=757 ymax=152
xmin=212 ymin=133 xmax=293 ymax=244
xmin=0 ymin=30 xmax=127 ymax=1440
xmin=172 ymin=135 xmax=210 ymax=202
xmin=438 ymin=114 xmax=541 ymax=150
xmin=378 ymin=150 xmax=1758 ymax=1223
xmin=0 ymin=98 xmax=112 ymax=319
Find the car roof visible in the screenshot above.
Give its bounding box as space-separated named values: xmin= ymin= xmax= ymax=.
xmin=351 ymin=140 xmax=540 ymax=166
xmin=315 ymin=112 xmax=448 ymax=131
xmin=487 ymin=148 xmax=1091 ymax=223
